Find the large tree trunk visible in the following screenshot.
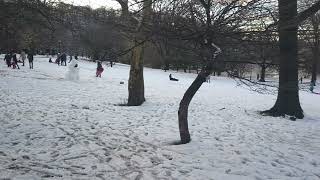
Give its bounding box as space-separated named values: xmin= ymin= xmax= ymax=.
xmin=116 ymin=0 xmax=152 ymax=106
xmin=263 ymin=0 xmax=303 ymax=119
xmin=128 ymin=40 xmax=146 ymax=105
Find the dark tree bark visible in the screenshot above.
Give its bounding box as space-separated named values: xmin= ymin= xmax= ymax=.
xmin=311 ymin=16 xmax=319 ymax=86
xmin=178 ymin=40 xmax=221 ymax=144
xmin=116 ymin=0 xmax=151 ymax=106
xmin=311 ymin=47 xmax=318 ymax=85
xmin=262 ymin=0 xmax=303 ymax=119
xmin=178 ymin=72 xmax=207 ymax=144
xmin=128 ymin=41 xmax=145 ymax=105
xmin=259 ymin=64 xmax=266 ymax=82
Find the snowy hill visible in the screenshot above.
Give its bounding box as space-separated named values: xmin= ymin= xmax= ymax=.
xmin=0 ymin=56 xmax=320 ymax=180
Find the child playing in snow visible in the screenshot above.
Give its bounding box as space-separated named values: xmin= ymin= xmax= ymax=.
xmin=96 ymin=61 xmax=104 ymax=78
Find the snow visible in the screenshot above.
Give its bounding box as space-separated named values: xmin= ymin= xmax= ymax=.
xmin=0 ymin=55 xmax=320 ymax=180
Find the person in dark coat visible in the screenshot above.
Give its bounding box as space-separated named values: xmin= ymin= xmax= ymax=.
xmin=61 ymin=53 xmax=67 ymax=66
xmin=12 ymin=53 xmax=20 ymax=69
xmin=4 ymin=52 xmax=12 ymax=68
xmin=56 ymin=53 xmax=61 ymax=65
xmin=27 ymin=52 xmax=34 ymax=69
xmin=169 ymin=74 xmax=179 ymax=81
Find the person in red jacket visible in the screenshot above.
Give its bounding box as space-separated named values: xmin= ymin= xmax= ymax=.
xmin=96 ymin=61 xmax=104 ymax=78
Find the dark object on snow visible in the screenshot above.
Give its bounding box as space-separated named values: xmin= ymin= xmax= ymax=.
xmin=120 ymin=81 xmax=124 ymax=84
xmin=49 ymin=58 xmax=52 ymax=63
xmin=169 ymin=74 xmax=179 ymax=81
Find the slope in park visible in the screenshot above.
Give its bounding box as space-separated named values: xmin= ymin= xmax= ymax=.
xmin=0 ymin=55 xmax=320 ymax=180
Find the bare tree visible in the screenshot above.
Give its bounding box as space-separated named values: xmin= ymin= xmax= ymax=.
xmin=263 ymin=0 xmax=320 ymax=119
xmin=299 ymin=0 xmax=320 ymax=85
xmin=115 ymin=0 xmax=153 ymax=106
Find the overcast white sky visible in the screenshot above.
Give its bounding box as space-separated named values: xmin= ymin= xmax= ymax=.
xmin=63 ymin=0 xmax=120 ymax=9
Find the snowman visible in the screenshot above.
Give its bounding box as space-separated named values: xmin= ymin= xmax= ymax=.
xmin=65 ymin=58 xmax=79 ymax=81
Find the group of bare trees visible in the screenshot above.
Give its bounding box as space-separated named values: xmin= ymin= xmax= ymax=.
xmin=1 ymin=0 xmax=320 ymax=144
xmin=112 ymin=0 xmax=320 ymax=143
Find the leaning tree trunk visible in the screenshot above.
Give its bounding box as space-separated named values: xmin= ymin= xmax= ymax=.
xmin=178 ymin=72 xmax=207 ymax=144
xmin=263 ymin=0 xmax=303 ymax=119
xmin=178 ymin=41 xmax=221 ymax=144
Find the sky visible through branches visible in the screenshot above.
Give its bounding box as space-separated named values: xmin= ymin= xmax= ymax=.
xmin=63 ymin=0 xmax=120 ymax=9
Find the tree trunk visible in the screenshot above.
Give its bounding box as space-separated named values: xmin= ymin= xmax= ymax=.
xmin=125 ymin=0 xmax=151 ymax=106
xmin=311 ymin=48 xmax=318 ymax=85
xmin=311 ymin=17 xmax=319 ymax=86
xmin=178 ymin=71 xmax=207 ymax=144
xmin=259 ymin=65 xmax=266 ymax=82
xmin=263 ymin=0 xmax=303 ymax=119
xmin=178 ymin=40 xmax=221 ymax=144
xmin=128 ymin=40 xmax=145 ymax=105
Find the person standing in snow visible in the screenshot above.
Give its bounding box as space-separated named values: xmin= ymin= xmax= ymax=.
xmin=27 ymin=51 xmax=34 ymax=69
xmin=310 ymin=82 xmax=315 ymax=93
xmin=4 ymin=52 xmax=12 ymax=68
xmin=96 ymin=61 xmax=104 ymax=77
xmin=12 ymin=52 xmax=20 ymax=69
xmin=65 ymin=57 xmax=79 ymax=81
xmin=206 ymin=75 xmax=210 ymax=83
xmin=20 ymin=50 xmax=26 ymax=66
xmin=61 ymin=53 xmax=67 ymax=66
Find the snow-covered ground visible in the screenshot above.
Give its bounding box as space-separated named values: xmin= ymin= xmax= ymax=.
xmin=0 ymin=55 xmax=320 ymax=180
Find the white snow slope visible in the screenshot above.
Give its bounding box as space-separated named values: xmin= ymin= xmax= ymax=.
xmin=0 ymin=56 xmax=320 ymax=180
